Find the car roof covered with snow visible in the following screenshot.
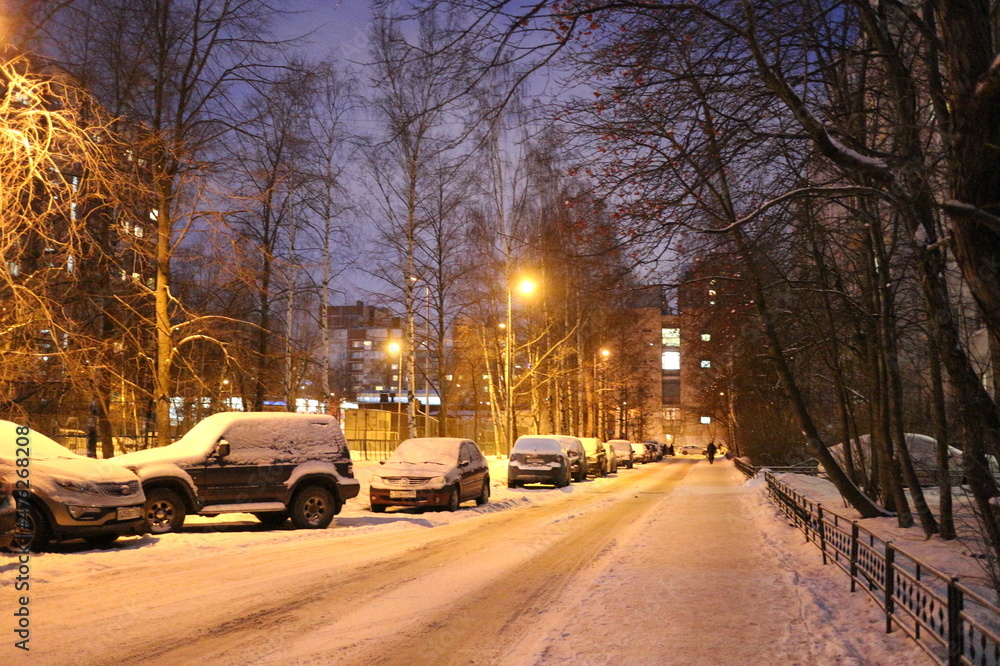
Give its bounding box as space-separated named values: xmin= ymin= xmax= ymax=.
xmin=512 ymin=436 xmax=564 ymax=453
xmin=114 ymin=412 xmax=348 ymax=467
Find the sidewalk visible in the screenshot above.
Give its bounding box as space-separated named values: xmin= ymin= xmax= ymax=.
xmin=510 ymin=460 xmax=930 ymax=665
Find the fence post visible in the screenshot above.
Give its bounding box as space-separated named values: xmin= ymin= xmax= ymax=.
xmin=885 ymin=542 xmax=895 ymax=633
xmin=850 ymin=521 xmax=859 ymax=593
xmin=818 ymin=503 xmax=827 ymax=565
xmin=948 ymin=577 xmax=963 ymax=666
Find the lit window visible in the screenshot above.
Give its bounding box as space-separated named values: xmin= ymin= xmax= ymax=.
xmin=700 ymin=360 xmax=711 ymax=368
xmin=708 ymin=289 xmax=716 ymax=296
xmin=662 ymin=351 xmax=680 ymax=370
xmin=661 ymin=327 xmax=680 ymax=347
xmin=374 ymin=385 xmax=383 ymax=391
xmin=700 ymin=416 xmax=711 ymax=424
xmin=392 ymin=375 xmax=399 ymax=382
xmin=445 ymin=374 xmax=453 ymax=381
xmin=149 ymin=209 xmax=159 ymax=221
xmin=66 ymin=255 xmax=75 ymax=273
xmin=363 ymin=340 xmax=372 ymax=349
xmin=701 ymin=333 xmax=711 ymax=342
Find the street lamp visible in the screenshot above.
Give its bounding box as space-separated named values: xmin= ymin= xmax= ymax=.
xmin=595 ymin=348 xmax=610 ymax=438
xmin=504 ymin=276 xmax=537 ymax=456
xmin=387 ymin=341 xmax=403 ymax=431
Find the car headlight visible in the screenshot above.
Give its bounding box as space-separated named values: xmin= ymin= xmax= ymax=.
xmin=370 ymin=475 xmax=383 ymax=485
xmin=426 ymin=476 xmax=447 ymax=488
xmin=55 ymin=478 xmax=100 ymax=494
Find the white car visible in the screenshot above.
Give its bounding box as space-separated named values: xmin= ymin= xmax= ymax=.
xmin=630 ymin=442 xmax=647 ymax=463
xmin=678 ymin=444 xmax=706 ymax=456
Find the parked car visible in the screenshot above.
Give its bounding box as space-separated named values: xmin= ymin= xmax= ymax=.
xmin=644 ymin=441 xmax=664 ymax=462
xmin=552 ymin=435 xmax=588 ymax=481
xmin=114 ymin=412 xmax=360 ymax=533
xmin=0 ymin=476 xmax=16 ymax=550
xmin=1 ymin=420 xmax=145 ymax=551
xmin=508 ymin=436 xmax=571 ymax=488
xmin=370 ymin=437 xmax=490 ymax=512
xmin=631 ymin=442 xmax=648 ymax=464
xmin=579 ymin=437 xmax=607 ymax=477
xmin=602 ymin=441 xmax=618 ymax=474
xmin=678 ymin=444 xmax=706 ymax=456
xmin=608 ymin=439 xmax=634 ymax=469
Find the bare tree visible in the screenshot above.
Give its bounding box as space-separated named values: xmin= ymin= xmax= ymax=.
xmin=45 ymin=0 xmax=296 ymax=444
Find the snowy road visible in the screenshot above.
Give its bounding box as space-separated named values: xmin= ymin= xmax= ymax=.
xmin=3 ymin=459 xmax=929 ymax=665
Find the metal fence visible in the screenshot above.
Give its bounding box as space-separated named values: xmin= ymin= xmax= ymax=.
xmin=733 ymin=456 xmax=820 ymax=478
xmin=765 ymin=470 xmax=1000 ymax=665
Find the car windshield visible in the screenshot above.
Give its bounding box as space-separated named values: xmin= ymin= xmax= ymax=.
xmin=513 ymin=438 xmax=562 ymax=454
xmin=0 ymin=422 xmax=79 ymax=460
xmin=389 ymin=438 xmax=459 ymax=465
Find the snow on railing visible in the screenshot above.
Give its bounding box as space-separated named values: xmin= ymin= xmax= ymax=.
xmin=765 ymin=471 xmax=1000 ymax=666
xmin=733 ymin=456 xmax=819 ymax=478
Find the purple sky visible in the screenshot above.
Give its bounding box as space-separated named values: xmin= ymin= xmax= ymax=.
xmin=281 ymin=0 xmax=374 ymax=63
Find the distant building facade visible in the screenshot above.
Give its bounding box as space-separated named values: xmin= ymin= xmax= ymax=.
xmin=327 ymin=301 xmax=403 ymax=403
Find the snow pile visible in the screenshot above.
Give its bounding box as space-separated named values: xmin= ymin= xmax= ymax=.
xmin=767 ymin=472 xmax=991 ymax=587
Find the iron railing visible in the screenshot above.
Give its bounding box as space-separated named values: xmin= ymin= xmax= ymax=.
xmin=733 ymin=456 xmax=819 ymax=478
xmin=765 ymin=471 xmax=1000 ymax=665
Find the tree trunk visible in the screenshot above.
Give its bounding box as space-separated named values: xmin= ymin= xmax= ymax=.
xmin=929 ymin=333 xmax=956 ymax=540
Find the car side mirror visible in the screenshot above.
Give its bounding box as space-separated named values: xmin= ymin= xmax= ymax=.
xmin=460 ymin=460 xmax=470 ymax=468
xmin=216 ymin=440 xmax=230 ymax=458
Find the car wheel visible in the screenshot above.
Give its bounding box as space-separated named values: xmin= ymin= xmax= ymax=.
xmin=16 ymin=502 xmax=51 ymax=552
xmin=575 ymin=466 xmax=585 ymax=482
xmin=145 ymin=488 xmax=186 ymax=535
xmin=444 ymin=485 xmax=461 ymax=512
xmin=84 ymin=533 xmax=119 ymax=548
xmin=291 ymin=486 xmax=336 ymax=529
xmin=507 ymin=479 xmax=517 ymax=488
xmin=253 ymin=511 xmax=289 ymax=527
xmin=371 ymin=503 xmax=387 ymax=513
xmin=557 ymin=469 xmax=570 ymax=487
xmin=476 ymin=477 xmax=490 ymax=506
xmin=628 ymin=461 xmax=634 ymax=469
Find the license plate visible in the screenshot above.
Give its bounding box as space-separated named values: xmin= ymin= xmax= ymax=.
xmin=117 ymin=506 xmax=143 ymax=521
xmin=525 ymin=458 xmax=545 ymax=465
xmin=389 ymin=490 xmax=416 ymax=499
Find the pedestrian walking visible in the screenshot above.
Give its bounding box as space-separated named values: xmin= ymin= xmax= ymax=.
xmin=706 ymin=441 xmax=717 ymax=464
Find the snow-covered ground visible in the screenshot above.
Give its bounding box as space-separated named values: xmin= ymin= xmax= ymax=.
xmin=0 ymin=457 xmax=937 ymax=664
xmin=771 ymin=472 xmax=995 ymax=588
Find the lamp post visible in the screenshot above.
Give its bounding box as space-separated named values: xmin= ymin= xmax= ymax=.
xmin=504 ymin=277 xmax=536 ymax=456
xmin=387 ymin=341 xmax=403 ymax=435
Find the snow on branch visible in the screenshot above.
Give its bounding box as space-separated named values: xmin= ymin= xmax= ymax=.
xmin=943 ymin=200 xmax=1000 ymax=235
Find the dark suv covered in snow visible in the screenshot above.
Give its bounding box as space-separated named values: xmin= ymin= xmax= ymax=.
xmin=114 ymin=412 xmax=360 ymax=533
